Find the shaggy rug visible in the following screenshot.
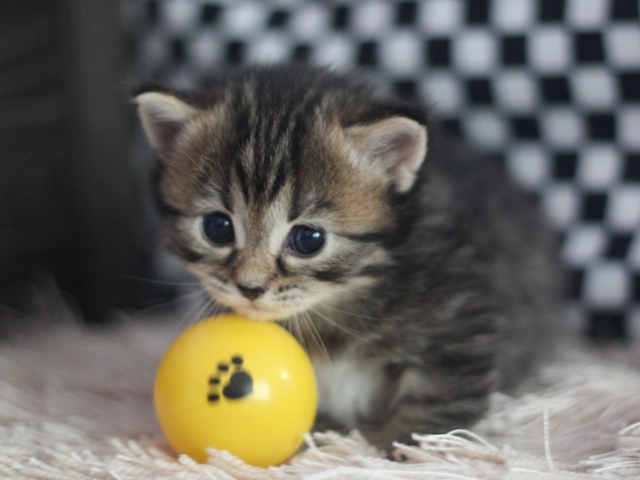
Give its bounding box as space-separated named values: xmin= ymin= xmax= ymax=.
xmin=2 ymin=300 xmax=640 ymax=479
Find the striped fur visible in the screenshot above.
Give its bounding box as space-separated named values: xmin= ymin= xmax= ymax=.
xmin=136 ymin=65 xmax=564 ymax=449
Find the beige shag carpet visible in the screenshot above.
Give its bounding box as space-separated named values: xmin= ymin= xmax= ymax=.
xmin=2 ymin=300 xmax=640 ymax=479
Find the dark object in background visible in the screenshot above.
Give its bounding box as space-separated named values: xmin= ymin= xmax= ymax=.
xmin=0 ymin=1 xmax=159 ymax=323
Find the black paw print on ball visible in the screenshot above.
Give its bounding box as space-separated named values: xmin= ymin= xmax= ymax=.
xmin=207 ymin=355 xmax=253 ymax=403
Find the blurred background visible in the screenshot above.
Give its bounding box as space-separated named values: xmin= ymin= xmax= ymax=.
xmin=1 ymin=0 xmax=639 ymax=340
xmin=1 ymin=1 xmax=152 ymax=322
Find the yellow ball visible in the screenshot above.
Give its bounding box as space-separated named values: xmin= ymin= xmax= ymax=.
xmin=154 ymin=314 xmax=318 ymax=467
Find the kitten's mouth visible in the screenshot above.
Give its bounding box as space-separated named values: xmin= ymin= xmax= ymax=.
xmin=223 ymin=300 xmax=287 ymax=322
xmin=202 ymin=285 xmax=283 ymax=321
xmin=233 ymin=304 xmax=284 ymax=322
xmin=205 ymin=285 xmax=308 ymax=322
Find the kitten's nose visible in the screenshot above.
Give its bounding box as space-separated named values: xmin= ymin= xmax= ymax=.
xmin=237 ymin=284 xmax=265 ymax=301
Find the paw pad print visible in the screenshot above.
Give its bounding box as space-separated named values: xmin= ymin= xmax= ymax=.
xmin=207 ymin=355 xmax=253 ymax=403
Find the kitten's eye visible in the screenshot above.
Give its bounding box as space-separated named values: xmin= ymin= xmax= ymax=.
xmin=203 ymin=212 xmax=235 ymax=245
xmin=289 ymin=226 xmax=325 ymax=256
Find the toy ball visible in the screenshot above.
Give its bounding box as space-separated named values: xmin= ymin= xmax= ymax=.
xmin=154 ymin=313 xmax=318 ymax=467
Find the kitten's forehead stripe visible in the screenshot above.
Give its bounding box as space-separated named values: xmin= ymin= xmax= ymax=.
xmin=288 ymin=194 xmax=335 ymax=223
xmin=272 ymin=108 xmax=292 ymax=146
xmin=289 ymin=117 xmax=309 ymax=215
xmin=268 ymin=160 xmax=289 ymax=204
xmin=233 ymin=155 xmax=250 ymax=202
xmin=222 ymin=80 xmax=328 ymax=210
xmin=220 ymin=180 xmax=233 ymax=213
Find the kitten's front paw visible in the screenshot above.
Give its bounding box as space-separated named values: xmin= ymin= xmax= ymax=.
xmin=361 ymin=427 xmax=415 ymax=453
xmin=313 ymin=414 xmax=346 ymax=434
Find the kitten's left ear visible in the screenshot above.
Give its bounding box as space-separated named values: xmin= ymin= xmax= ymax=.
xmin=345 ymin=117 xmax=428 ymax=194
xmin=135 ymin=91 xmax=198 ymax=159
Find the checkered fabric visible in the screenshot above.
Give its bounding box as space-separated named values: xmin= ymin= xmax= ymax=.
xmin=122 ymin=0 xmax=640 ymax=341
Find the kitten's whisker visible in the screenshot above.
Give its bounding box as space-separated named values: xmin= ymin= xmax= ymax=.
xmin=301 ymin=310 xmax=331 ymax=362
xmin=178 ymin=288 xmax=217 ymax=299
xmin=184 ymin=291 xmax=215 ymax=327
xmin=167 ymin=290 xmax=219 ymax=317
xmin=194 ymin=296 xmax=235 ymax=354
xmin=210 ymin=301 xmax=226 ymax=317
xmin=280 ymin=317 xmax=294 ymax=337
xmin=117 ymin=274 xmax=203 ymax=288
xmin=292 ymin=313 xmax=309 ymax=356
xmin=315 ymin=301 xmax=383 ymax=322
xmin=293 ymin=313 xmax=309 ymax=355
xmin=122 ymin=283 xmax=206 ymax=316
xmin=195 ymin=296 xmax=220 ymax=352
xmin=309 ymin=307 xmax=369 ymax=342
xmin=157 ymin=288 xmax=212 ymax=344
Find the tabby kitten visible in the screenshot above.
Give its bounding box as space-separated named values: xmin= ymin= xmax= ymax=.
xmin=135 ymin=64 xmax=562 ymax=449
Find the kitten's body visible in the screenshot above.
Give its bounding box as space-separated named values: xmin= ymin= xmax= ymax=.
xmin=136 ymin=65 xmax=563 ymax=448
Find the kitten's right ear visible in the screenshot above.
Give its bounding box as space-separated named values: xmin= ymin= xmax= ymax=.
xmin=134 ymin=91 xmax=198 ymax=159
xmin=344 ymin=116 xmax=428 ymax=194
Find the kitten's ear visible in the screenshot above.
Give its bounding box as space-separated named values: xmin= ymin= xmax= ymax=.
xmin=134 ymin=91 xmax=198 ymax=159
xmin=345 ymin=117 xmax=428 ymax=193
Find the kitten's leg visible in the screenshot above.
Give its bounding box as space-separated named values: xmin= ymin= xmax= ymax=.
xmin=362 ymin=367 xmax=495 ymax=450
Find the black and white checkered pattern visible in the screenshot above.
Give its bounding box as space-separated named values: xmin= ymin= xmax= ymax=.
xmin=122 ymin=0 xmax=640 ymax=341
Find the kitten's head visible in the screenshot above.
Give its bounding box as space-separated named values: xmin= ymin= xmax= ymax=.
xmin=136 ymin=65 xmax=428 ymax=321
